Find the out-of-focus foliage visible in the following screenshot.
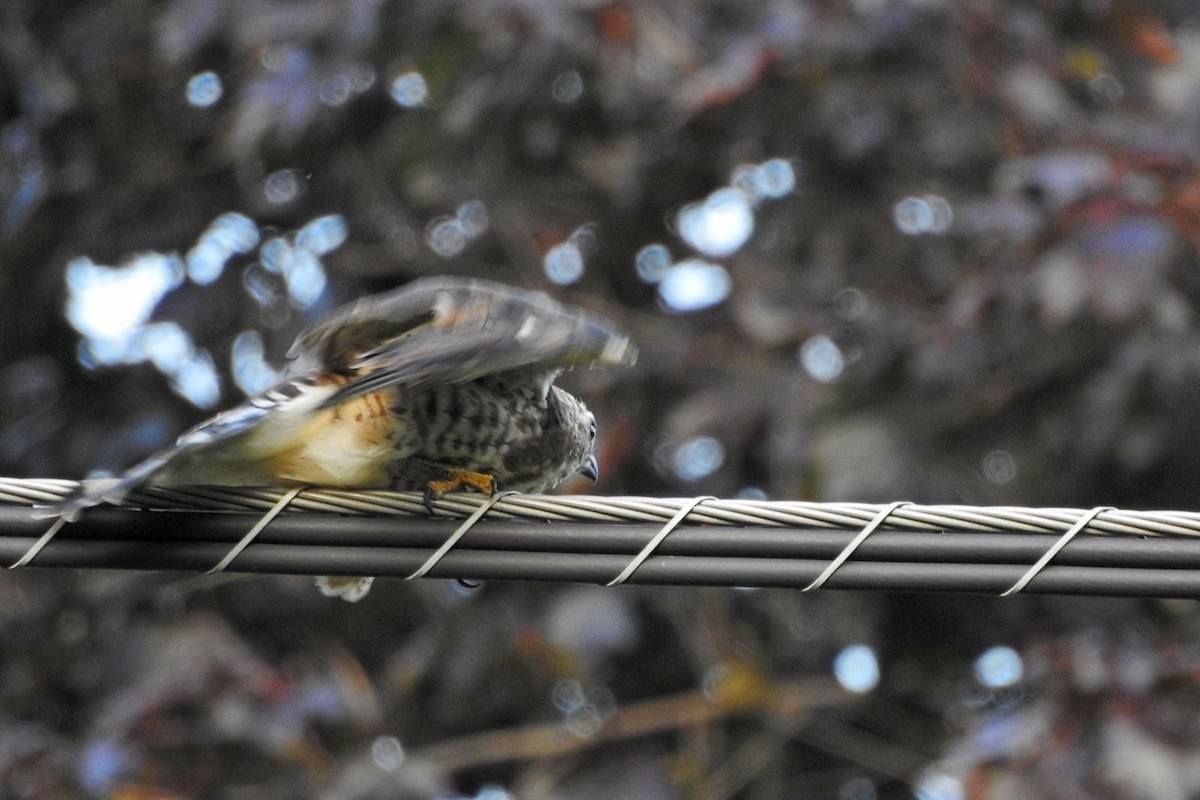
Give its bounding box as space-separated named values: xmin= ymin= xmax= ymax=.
xmin=6 ymin=0 xmax=1200 ymax=798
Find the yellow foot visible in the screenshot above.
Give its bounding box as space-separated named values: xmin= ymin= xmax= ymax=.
xmin=423 ymin=468 xmax=497 ymax=514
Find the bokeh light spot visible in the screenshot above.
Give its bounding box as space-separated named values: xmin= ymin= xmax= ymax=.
xmin=981 ymin=449 xmax=1017 ymax=485
xmin=914 ymin=771 xmax=965 ymax=800
xmin=282 ymin=249 xmax=327 ymax=308
xmin=264 ymin=169 xmax=304 ymax=205
xmin=565 ymin=705 xmax=605 ymax=739
xmin=370 ymin=735 xmax=405 ymax=771
xmin=140 ymin=322 xmax=191 ymax=371
xmin=894 ymin=197 xmax=931 ymax=234
xmin=185 ymin=71 xmax=222 ymax=107
xmin=232 ymin=330 xmax=281 ymax=397
xmin=658 ymin=260 xmax=731 ymax=312
xmin=799 ymin=335 xmax=845 ymax=383
xmin=833 ymin=644 xmax=880 ymax=694
xmin=834 ymin=287 xmax=867 ymax=319
xmin=171 ymin=349 xmax=221 ymax=408
xmin=187 ymin=213 xmax=260 ymax=284
xmin=635 ymin=243 xmax=672 ymax=283
xmin=975 ymin=645 xmax=1023 ymax=688
xmin=544 ymin=242 xmax=584 ymax=285
xmin=296 ymin=214 xmax=348 ymax=255
xmin=66 ymin=254 xmax=185 ymax=364
xmin=457 ymin=200 xmax=489 ymax=238
xmin=348 ymin=63 xmax=377 ymax=93
xmin=894 ymin=195 xmax=953 ymax=235
xmin=242 ymin=263 xmax=279 ymax=309
xmin=426 ymin=217 xmax=469 ymax=258
xmin=673 ymin=436 xmax=725 ymax=481
xmin=319 ymin=73 xmax=353 ymax=107
xmin=1089 ymin=73 xmax=1123 ymax=105
xmin=755 ymin=158 xmax=797 ymax=198
xmin=551 ymin=70 xmax=584 ymax=104
xmin=678 ymin=188 xmax=755 ymax=257
xmin=80 ymin=740 xmax=125 ymax=794
xmin=390 ymin=70 xmax=429 ymax=107
xmin=185 ymin=240 xmax=225 ymax=285
xmin=207 ymin=213 xmax=260 ymax=254
xmin=733 ymin=159 xmax=797 ymax=201
xmin=552 ymin=679 xmax=585 ymax=713
xmin=259 ymin=237 xmax=293 ymax=274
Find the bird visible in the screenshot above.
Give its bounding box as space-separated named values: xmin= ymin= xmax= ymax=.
xmin=44 ymin=276 xmax=638 ymax=600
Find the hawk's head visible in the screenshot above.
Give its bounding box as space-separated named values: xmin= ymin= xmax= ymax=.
xmin=548 ymin=385 xmax=600 ymax=485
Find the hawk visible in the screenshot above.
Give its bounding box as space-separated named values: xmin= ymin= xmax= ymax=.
xmin=49 ymin=277 xmax=637 ymax=599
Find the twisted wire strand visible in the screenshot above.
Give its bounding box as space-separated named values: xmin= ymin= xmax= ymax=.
xmin=0 ymin=477 xmax=1196 ymax=538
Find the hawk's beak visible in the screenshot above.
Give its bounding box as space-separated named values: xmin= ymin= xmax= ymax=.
xmin=579 ymin=456 xmax=599 ymax=482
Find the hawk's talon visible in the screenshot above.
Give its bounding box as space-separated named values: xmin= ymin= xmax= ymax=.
xmin=422 ymin=468 xmax=498 ymax=515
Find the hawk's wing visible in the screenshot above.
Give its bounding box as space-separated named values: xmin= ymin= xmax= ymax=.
xmin=41 ymin=277 xmax=636 ymax=521
xmin=288 ymin=276 xmax=637 ymax=408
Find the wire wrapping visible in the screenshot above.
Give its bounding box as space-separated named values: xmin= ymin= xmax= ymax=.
xmin=1 ymin=478 xmax=1199 ymax=597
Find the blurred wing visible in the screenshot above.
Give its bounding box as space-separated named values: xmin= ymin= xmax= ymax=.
xmin=288 ymin=277 xmax=637 ymax=408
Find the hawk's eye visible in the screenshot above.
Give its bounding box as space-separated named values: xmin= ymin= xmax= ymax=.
xmin=589 ymin=421 xmax=597 ymax=441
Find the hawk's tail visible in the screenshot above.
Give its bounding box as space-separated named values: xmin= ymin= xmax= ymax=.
xmin=32 ymin=450 xmax=178 ymax=521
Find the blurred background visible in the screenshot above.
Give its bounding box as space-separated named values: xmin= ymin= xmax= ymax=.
xmin=4 ymin=0 xmax=1200 ymax=797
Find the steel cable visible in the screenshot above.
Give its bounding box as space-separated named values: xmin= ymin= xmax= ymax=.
xmin=0 ymin=479 xmax=1199 ymax=597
